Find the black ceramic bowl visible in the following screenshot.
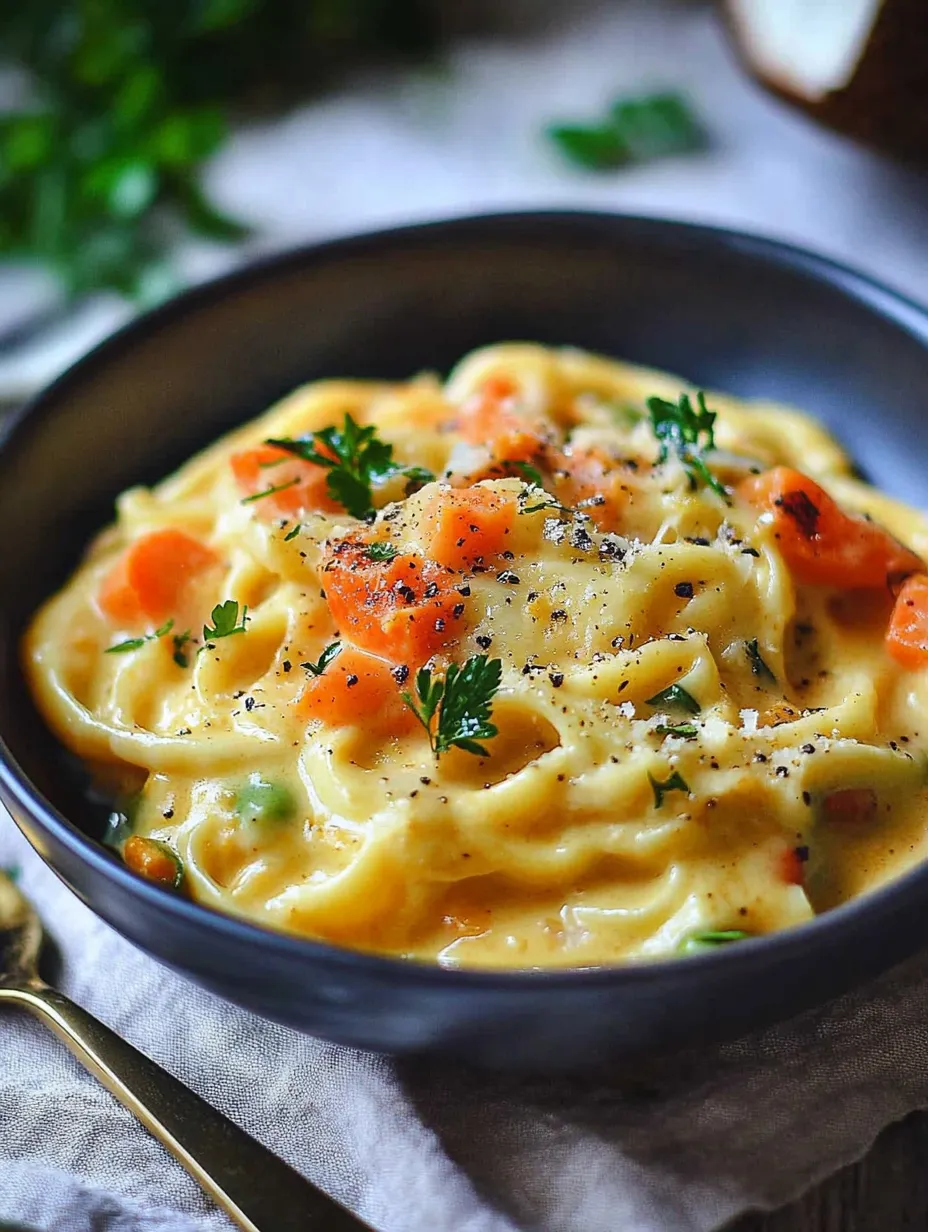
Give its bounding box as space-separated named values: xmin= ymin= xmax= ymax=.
xmin=3 ymin=212 xmax=928 ymax=1071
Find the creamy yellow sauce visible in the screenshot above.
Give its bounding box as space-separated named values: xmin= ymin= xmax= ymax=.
xmin=24 ymin=345 xmax=928 ymax=968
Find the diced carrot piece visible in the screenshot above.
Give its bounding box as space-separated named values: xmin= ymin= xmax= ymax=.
xmin=758 ymin=702 xmax=800 ymax=728
xmin=424 ymin=487 xmax=515 ymax=570
xmin=323 ymin=542 xmax=464 ymax=666
xmin=297 ymin=646 xmax=415 ymax=732
xmin=124 ymin=836 xmax=184 ymax=890
xmin=230 ymin=444 xmax=338 ymax=518
xmin=886 ymin=574 xmax=928 ymax=668
xmin=739 ymin=467 xmax=922 ymax=589
xmin=550 ymin=446 xmax=629 ymax=531
xmin=456 ymin=379 xmax=543 ymax=464
xmin=779 ymin=846 xmax=806 ymax=886
xmin=99 ymin=529 xmax=217 ymax=625
xmin=822 ymin=788 xmax=878 ymax=826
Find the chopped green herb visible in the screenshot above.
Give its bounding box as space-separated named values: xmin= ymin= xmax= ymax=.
xmin=105 ymin=636 xmax=147 ymax=654
xmin=649 ymin=769 xmax=690 ymax=808
xmin=234 ymin=776 xmax=295 ymax=825
xmin=283 ymin=523 xmax=302 ymax=542
xmin=403 ymin=466 xmax=436 ymax=496
xmin=646 ymin=391 xmax=729 ymax=501
xmin=646 ymin=684 xmax=700 ymax=715
xmin=679 ymin=929 xmax=751 ymax=955
xmin=548 ymin=90 xmax=704 ymax=170
xmin=2 ymin=863 xmax=22 ymax=884
xmin=365 ymin=542 xmax=399 ymax=562
xmin=240 ymin=477 xmax=300 ymax=504
xmin=513 ymin=462 xmax=581 ymax=519
xmin=172 ymin=629 xmax=192 ymax=668
xmin=105 ymin=618 xmax=174 ymax=655
xmin=301 ymin=641 xmax=341 ymax=677
xmin=268 ymin=415 xmax=433 ymax=520
xmin=201 ymin=600 xmax=248 ymax=647
xmin=655 ymin=722 xmax=699 ymax=740
xmin=403 ymin=654 xmax=501 ymax=758
xmin=522 ymin=489 xmax=579 ymax=520
xmin=745 ymin=639 xmax=776 ymax=682
xmin=512 ymin=460 xmax=545 ymax=488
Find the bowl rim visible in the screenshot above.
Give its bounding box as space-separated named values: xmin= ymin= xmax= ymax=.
xmin=4 ymin=206 xmax=928 ymax=991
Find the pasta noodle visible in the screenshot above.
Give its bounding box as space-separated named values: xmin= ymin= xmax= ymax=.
xmin=23 ymin=344 xmax=928 ymax=967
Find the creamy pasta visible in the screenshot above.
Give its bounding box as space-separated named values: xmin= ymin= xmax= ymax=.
xmin=24 ymin=345 xmax=928 ymax=968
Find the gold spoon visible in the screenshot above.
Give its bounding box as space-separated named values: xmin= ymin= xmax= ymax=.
xmin=0 ymin=867 xmax=371 ymax=1231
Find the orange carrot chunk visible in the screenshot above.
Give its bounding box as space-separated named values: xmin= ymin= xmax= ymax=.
xmin=739 ymin=467 xmax=922 ymax=589
xmin=99 ymin=529 xmax=217 ymax=625
xmin=297 ymin=646 xmax=414 ymax=732
xmin=550 ymin=445 xmax=629 ymax=531
xmin=887 ymin=574 xmax=928 ymax=668
xmin=822 ymin=788 xmax=878 ymax=826
xmin=123 ymin=836 xmax=185 ymax=890
xmin=323 ymin=542 xmax=463 ymax=666
xmin=456 ymin=378 xmax=543 ymax=464
xmin=779 ymin=846 xmax=806 ymax=886
xmin=230 ymin=444 xmax=337 ymax=518
xmin=425 ymin=487 xmax=515 ymax=571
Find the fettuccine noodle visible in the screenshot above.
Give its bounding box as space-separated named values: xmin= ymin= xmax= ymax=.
xmin=24 ymin=345 xmax=928 ymax=967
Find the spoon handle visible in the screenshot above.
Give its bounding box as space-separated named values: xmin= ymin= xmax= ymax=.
xmin=0 ymin=981 xmax=371 ymax=1231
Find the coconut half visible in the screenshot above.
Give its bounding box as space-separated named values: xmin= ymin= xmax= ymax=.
xmin=724 ymin=0 xmax=928 ymax=163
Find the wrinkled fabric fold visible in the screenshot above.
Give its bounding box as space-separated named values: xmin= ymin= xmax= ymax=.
xmin=3 ymin=815 xmax=928 ymax=1232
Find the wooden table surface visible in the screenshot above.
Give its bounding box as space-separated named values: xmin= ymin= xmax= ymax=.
xmin=727 ymin=1110 xmax=928 ymax=1231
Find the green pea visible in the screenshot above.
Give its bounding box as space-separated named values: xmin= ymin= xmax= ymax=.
xmin=234 ymin=776 xmax=295 ymax=825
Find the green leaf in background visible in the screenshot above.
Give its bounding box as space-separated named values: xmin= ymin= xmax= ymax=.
xmin=546 ymin=123 xmax=631 ymax=170
xmin=610 ymin=91 xmax=705 ymax=161
xmin=548 ymin=89 xmax=706 ymax=171
xmin=0 ymin=0 xmax=443 ymax=300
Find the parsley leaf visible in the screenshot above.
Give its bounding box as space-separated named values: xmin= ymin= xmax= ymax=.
xmin=547 ymin=123 xmax=629 ymax=170
xmin=106 ymin=619 xmax=174 ymax=655
xmin=403 ymin=654 xmax=502 ymax=759
xmin=365 ymin=542 xmax=399 ymax=562
xmin=172 ymin=629 xmax=192 ymax=668
xmin=267 ymin=415 xmax=433 ymax=520
xmin=403 ymin=466 xmax=436 ymax=496
xmin=655 ymin=722 xmax=698 ymax=740
xmin=240 ymin=477 xmax=300 ymax=505
xmin=745 ymin=639 xmax=776 ymax=682
xmin=548 ymin=91 xmax=704 ymax=170
xmin=512 ymin=460 xmax=545 ymax=488
xmin=301 ymin=642 xmax=341 ymax=677
xmin=646 ymin=684 xmax=700 ymax=715
xmin=646 ymin=391 xmax=729 ymax=501
xmin=679 ymin=929 xmax=751 ymax=955
xmin=201 ymin=600 xmax=248 ymax=646
xmin=105 ymin=636 xmax=147 ymax=654
xmin=649 ymin=769 xmax=690 ymax=808
xmin=513 ymin=463 xmax=581 ymax=521
xmin=283 ymin=522 xmax=302 ymax=542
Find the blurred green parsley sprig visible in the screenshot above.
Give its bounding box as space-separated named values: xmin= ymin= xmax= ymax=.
xmin=0 ymin=0 xmax=440 ymax=299
xmin=547 ymin=90 xmax=706 ymax=171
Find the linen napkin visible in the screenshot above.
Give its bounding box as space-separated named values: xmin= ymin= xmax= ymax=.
xmin=4 ymin=812 xmax=928 ymax=1232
